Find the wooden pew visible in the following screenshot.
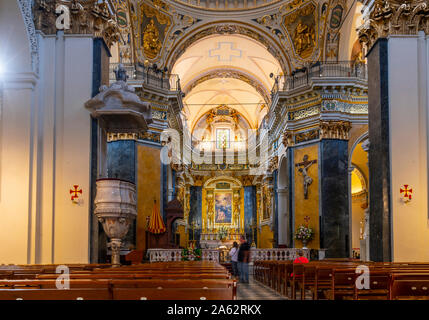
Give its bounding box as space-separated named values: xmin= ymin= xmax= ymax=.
xmin=390 ymin=273 xmax=429 ymax=300
xmin=0 ymin=280 xmax=111 ymax=300
xmin=354 ymin=270 xmax=390 ymax=300
xmin=110 ymin=279 xmax=236 ymax=300
xmin=0 ymin=261 xmax=236 ymax=300
xmin=36 ymin=273 xmax=230 ymax=280
xmin=0 ymin=288 xmax=111 ymax=300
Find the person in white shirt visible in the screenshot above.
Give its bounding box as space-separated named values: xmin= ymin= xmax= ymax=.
xmin=229 ymin=242 xmax=239 ymax=278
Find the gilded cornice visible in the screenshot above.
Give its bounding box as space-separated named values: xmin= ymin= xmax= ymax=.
xmin=359 ymin=0 xmax=429 ymax=51
xmin=281 ymin=119 xmax=352 ymax=148
xmin=166 ymin=0 xmax=283 ymax=11
xmin=33 ymin=0 xmax=120 ymax=47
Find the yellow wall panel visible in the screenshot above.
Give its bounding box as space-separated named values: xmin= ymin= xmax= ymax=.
xmin=258 ymin=225 xmax=274 ymax=248
xmin=136 ymin=144 xmax=161 ymax=250
xmin=294 ymin=144 xmax=320 ymax=249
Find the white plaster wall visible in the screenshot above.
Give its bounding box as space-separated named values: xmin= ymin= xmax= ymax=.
xmin=0 ymin=0 xmax=35 ymax=264
xmin=0 ymin=2 xmax=93 ymax=264
xmin=0 ymin=1 xmax=32 ymax=73
xmin=388 ymin=35 xmax=429 ymax=261
xmin=38 ymin=35 xmax=56 ymax=264
xmin=53 ymin=36 xmax=92 ymax=263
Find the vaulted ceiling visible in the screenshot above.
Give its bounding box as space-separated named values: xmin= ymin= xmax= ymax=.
xmin=172 ymin=34 xmax=282 ymax=131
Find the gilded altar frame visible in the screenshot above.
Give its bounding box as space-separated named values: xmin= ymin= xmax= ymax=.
xmin=202 ymin=176 xmax=244 ymax=234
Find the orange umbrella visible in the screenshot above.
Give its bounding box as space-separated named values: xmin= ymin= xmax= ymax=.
xmin=148 ymin=200 xmax=166 ymax=234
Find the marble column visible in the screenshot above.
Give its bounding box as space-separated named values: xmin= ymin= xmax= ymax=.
xmin=277 ymin=187 xmax=289 ymax=246
xmin=366 ymin=39 xmax=392 ymax=262
xmin=348 ymin=164 xmax=355 ymax=257
xmin=359 ymin=0 xmax=429 ymax=262
xmin=107 ymin=139 xmax=136 ymax=183
xmin=320 ymin=139 xmax=349 ymax=258
xmin=361 ymin=140 xmax=370 ymax=261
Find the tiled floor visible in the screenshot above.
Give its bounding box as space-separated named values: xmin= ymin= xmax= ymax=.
xmin=236 ymin=274 xmax=288 ymax=300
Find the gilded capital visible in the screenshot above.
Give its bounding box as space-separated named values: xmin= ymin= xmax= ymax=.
xmin=282 ymin=130 xmax=294 ymax=148
xmin=359 ymin=0 xmax=429 ymax=51
xmin=33 ymin=0 xmax=120 ymax=47
xmin=268 ymin=156 xmax=279 ymax=173
xmin=319 ymin=120 xmax=352 ymax=140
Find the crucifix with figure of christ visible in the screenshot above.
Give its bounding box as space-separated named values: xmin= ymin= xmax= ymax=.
xmin=295 ymin=155 xmax=317 ymax=199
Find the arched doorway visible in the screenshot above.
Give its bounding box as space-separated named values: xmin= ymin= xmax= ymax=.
xmin=349 ymin=135 xmax=369 ymax=259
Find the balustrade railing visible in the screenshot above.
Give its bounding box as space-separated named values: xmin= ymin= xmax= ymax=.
xmin=272 ymin=61 xmax=367 ymax=94
xmin=147 ymin=249 xmax=220 ymax=262
xmin=250 ymin=248 xmax=310 ymax=261
xmin=109 ymin=63 xmax=181 ymax=91
xmin=147 ymin=249 xmax=183 ymax=262
xmin=147 ymin=248 xmax=309 ymax=262
xmin=171 ymin=0 xmax=282 ymax=10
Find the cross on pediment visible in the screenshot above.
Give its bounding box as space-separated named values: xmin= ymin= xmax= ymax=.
xmin=209 ymin=42 xmax=242 ymax=61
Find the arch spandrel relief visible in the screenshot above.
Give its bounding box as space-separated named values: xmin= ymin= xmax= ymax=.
xmin=113 ymin=0 xmax=346 ymax=72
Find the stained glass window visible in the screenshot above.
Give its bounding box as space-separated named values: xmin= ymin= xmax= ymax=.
xmin=216 ymin=129 xmax=230 ymax=149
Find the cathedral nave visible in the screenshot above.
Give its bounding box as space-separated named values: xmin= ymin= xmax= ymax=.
xmin=0 ymin=0 xmax=429 ymax=303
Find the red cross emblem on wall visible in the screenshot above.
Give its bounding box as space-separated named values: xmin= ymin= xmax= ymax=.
xmin=400 ymin=185 xmax=412 ymax=200
xmin=70 ymin=185 xmax=82 ymax=201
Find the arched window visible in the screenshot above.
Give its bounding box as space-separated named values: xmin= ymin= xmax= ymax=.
xmin=216 ymin=128 xmax=230 ymax=149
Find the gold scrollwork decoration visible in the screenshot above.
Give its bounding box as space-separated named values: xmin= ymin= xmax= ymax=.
xmin=283 ymin=2 xmax=317 ymax=60
xmin=143 ymin=19 xmax=162 ymax=59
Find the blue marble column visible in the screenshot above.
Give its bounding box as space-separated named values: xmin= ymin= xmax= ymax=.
xmin=161 ymin=164 xmax=168 ymax=220
xmin=287 ymin=148 xmax=294 ymax=247
xmin=90 ymin=117 xmax=101 ymax=263
xmin=189 ymin=186 xmax=202 ymax=245
xmin=106 ymin=139 xmax=137 ymax=259
xmin=90 ymin=38 xmax=111 ymax=263
xmin=320 ymin=139 xmax=349 ymax=258
xmin=244 ymin=186 xmax=257 ymax=244
xmin=107 ymin=140 xmax=136 ymax=183
xmin=272 ymin=170 xmax=279 ymax=247
xmin=172 ymin=170 xmax=176 ymax=197
xmin=367 ymin=38 xmax=392 ymax=262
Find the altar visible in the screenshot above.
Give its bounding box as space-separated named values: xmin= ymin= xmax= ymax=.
xmin=199 ymin=232 xmax=242 ymax=249
xmin=197 ymin=176 xmax=246 ymax=250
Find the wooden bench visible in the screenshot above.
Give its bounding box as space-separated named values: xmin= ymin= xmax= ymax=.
xmin=110 ymin=279 xmax=236 ymax=300
xmin=0 ymin=261 xmax=236 ymax=300
xmin=390 ymin=273 xmax=429 ymax=300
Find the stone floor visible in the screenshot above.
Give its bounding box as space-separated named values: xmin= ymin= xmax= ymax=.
xmin=236 ymin=274 xmax=288 ymax=300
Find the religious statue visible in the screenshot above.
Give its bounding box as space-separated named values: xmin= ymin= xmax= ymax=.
xmin=296 ymin=155 xmax=317 ymax=199
xmin=233 ymin=190 xmax=240 ymax=228
xmin=293 ymin=21 xmax=315 ymax=56
xmin=207 ymin=192 xmax=214 ymax=230
xmin=143 ymin=19 xmax=162 ymax=59
xmin=183 ymin=192 xmax=190 ymax=221
xmin=176 ymin=185 xmax=184 ymax=205
xmin=114 ymin=63 xmax=128 ymax=82
xmin=262 ymin=185 xmax=272 ymax=220
xmin=363 ymin=208 xmax=369 ymax=240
